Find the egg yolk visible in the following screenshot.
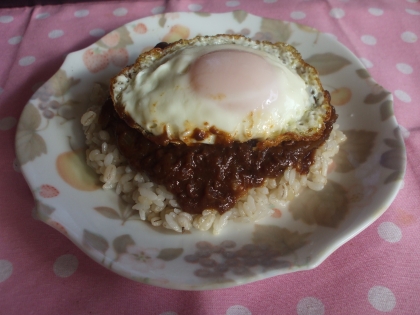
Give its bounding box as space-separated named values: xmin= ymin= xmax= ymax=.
xmin=190 ymin=50 xmax=279 ymax=112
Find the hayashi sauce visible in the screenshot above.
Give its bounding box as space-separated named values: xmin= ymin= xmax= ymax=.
xmin=99 ymin=99 xmax=336 ymax=214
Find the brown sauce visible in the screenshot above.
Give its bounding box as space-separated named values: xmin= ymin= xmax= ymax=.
xmin=99 ymin=99 xmax=337 ymax=214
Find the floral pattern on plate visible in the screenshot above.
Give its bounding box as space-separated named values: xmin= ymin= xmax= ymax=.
xmin=183 ymin=226 xmax=311 ymax=282
xmin=16 ymin=11 xmax=406 ymax=290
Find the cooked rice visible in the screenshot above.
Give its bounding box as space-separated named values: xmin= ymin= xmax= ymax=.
xmin=81 ymin=85 xmax=346 ymax=235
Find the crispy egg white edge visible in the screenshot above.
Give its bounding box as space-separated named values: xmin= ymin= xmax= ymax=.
xmin=112 ymin=35 xmax=330 ymax=144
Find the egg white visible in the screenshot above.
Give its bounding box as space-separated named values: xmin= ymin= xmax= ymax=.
xmin=111 ymin=35 xmax=331 ymax=145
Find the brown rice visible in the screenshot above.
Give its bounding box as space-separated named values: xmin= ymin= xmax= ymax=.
xmin=81 ymin=84 xmax=346 ymax=235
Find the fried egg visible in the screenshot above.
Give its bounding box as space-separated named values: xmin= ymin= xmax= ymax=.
xmin=111 ymin=35 xmax=332 ymax=146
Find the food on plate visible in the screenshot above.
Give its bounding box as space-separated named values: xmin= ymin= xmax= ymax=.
xmin=81 ymin=34 xmax=346 ymax=234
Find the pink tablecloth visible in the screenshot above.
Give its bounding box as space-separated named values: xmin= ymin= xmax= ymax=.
xmin=1 ymin=0 xmax=419 ymax=314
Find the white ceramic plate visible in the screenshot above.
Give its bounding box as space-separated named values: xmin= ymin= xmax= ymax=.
xmin=16 ymin=11 xmax=406 ymax=290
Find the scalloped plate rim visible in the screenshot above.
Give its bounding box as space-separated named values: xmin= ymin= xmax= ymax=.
xmin=15 ymin=10 xmax=406 ymax=290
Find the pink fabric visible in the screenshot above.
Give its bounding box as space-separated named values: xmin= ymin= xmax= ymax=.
xmin=1 ymin=0 xmax=419 ymax=314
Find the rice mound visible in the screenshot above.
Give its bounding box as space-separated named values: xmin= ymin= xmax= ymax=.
xmin=81 ymin=84 xmax=346 ymax=235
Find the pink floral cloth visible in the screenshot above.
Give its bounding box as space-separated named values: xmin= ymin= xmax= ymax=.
xmin=1 ymin=0 xmax=419 ymax=314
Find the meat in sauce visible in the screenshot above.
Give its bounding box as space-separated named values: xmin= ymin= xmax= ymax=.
xmin=99 ymin=99 xmax=337 ymax=214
